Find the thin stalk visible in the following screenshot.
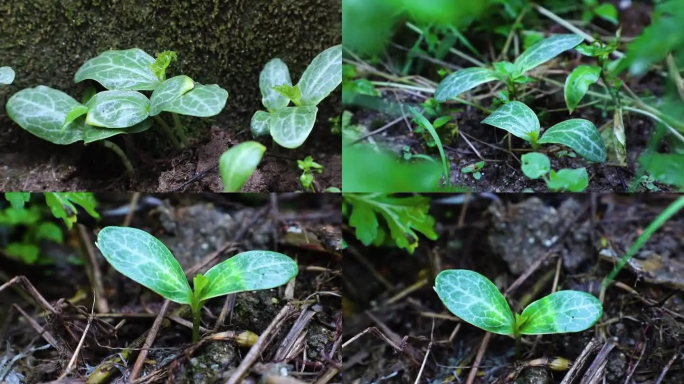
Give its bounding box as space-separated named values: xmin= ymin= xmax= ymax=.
xmin=600 ymin=196 xmax=684 ymax=303
xmin=514 ymin=327 xmax=522 ymax=359
xmin=190 ymin=292 xmax=202 ymax=342
xmin=153 ymin=115 xmax=183 ymax=150
xmin=101 ymin=140 xmax=133 ymax=174
xmin=171 ymin=113 xmax=189 ymax=146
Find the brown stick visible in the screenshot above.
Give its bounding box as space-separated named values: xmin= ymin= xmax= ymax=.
xmin=77 ymin=224 xmax=109 ymax=313
xmin=466 ymin=332 xmax=491 ymax=384
xmin=129 ymin=300 xmax=171 ymax=382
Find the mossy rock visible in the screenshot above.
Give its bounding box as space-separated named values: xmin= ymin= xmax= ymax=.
xmin=0 ymin=0 xmax=341 ymax=142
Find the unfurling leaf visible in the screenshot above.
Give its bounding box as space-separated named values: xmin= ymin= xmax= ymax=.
xmin=219 ymin=141 xmax=266 ymax=192
xmin=273 ymin=84 xmax=302 ymax=106
xmin=564 ymin=65 xmax=601 ymax=113
xmin=149 ymin=51 xmax=178 ymax=82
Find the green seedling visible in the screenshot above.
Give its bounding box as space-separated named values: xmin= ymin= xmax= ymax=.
xmin=298 ymin=156 xmax=323 ymax=192
xmin=342 ymin=64 xmax=379 ymax=105
xmin=521 ymin=152 xmax=589 ymax=192
xmin=0 ymin=66 xmax=14 ymax=85
xmin=219 ymin=141 xmax=267 ymax=192
xmin=434 ymin=269 xmax=602 ymax=358
xmin=251 ymin=45 xmax=342 ymax=149
xmin=483 ymin=101 xmax=606 ymax=163
xmin=409 ymin=108 xmax=450 ymax=185
xmin=96 ymin=226 xmax=298 ymax=342
xmin=580 ymin=0 xmax=618 ymax=25
xmin=435 ymin=34 xmax=583 ymax=102
xmin=461 ymin=161 xmax=485 ymax=180
xmin=6 ymin=49 xmax=228 ymax=173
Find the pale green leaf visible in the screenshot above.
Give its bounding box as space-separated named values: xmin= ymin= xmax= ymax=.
xmin=162 ymin=84 xmax=228 ymax=117
xmin=270 ymin=106 xmax=318 ymax=149
xmin=515 ymin=34 xmax=584 ymax=74
xmin=260 ymin=58 xmax=292 ymax=111
xmin=482 ymin=101 xmax=540 ymax=143
xmin=434 ymin=67 xmax=501 ymax=102
xmin=601 ymin=109 xmax=627 ymax=166
xmin=219 ymin=141 xmax=266 ymax=192
xmin=85 ymin=91 xmax=150 ymax=128
xmin=434 ymin=269 xmax=515 ymax=335
xmin=0 ymin=66 xmax=15 ymax=85
xmin=149 ymin=51 xmax=177 ymax=82
xmin=519 ymin=291 xmax=602 ymax=334
xmin=250 ymin=111 xmax=271 ymax=138
xmin=44 ymin=192 xmax=99 ymax=229
xmin=298 ymin=45 xmax=342 ymax=106
xmin=63 ymin=105 xmax=90 ymax=132
xmin=547 ymin=168 xmax=589 ymax=192
xmin=594 ymin=3 xmax=618 ymax=24
xmin=521 ymin=152 xmax=551 ymax=179
xmin=538 ymin=119 xmax=606 ymax=162
xmin=7 ymin=86 xmax=89 ymax=145
xmin=82 ymin=118 xmax=153 ymax=144
xmin=638 ymin=153 xmax=684 ymax=187
xmin=564 ymin=65 xmax=601 ymax=113
xmin=96 ymin=226 xmax=193 ymax=304
xmin=149 ymin=75 xmax=194 ymax=116
xmin=4 ymin=192 xmax=31 ymax=209
xmin=75 ymin=48 xmax=160 ymax=91
xmin=200 ymin=251 xmax=298 ymax=301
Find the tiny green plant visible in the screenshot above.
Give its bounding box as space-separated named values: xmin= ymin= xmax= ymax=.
xmin=461 ymin=161 xmax=485 ymax=180
xmin=298 ymin=156 xmax=323 ymax=192
xmin=409 ymin=108 xmax=450 ymax=185
xmin=96 ymin=226 xmax=298 ymax=342
xmin=219 ymin=141 xmax=267 ymax=192
xmin=251 ymin=45 xmax=342 ymax=149
xmin=483 ymin=101 xmax=606 ymax=163
xmin=435 ymin=34 xmax=583 ymax=102
xmin=6 ymin=49 xmax=228 ymax=173
xmin=0 ymin=66 xmax=15 ymax=85
xmin=434 ymin=269 xmax=602 ymax=358
xmin=521 ymin=152 xmax=589 ymax=192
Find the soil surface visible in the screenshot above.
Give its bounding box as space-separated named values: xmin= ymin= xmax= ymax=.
xmin=0 ymin=193 xmax=342 ymax=383
xmin=345 ymin=2 xmax=674 ymax=193
xmin=343 ymin=193 xmax=684 ymax=383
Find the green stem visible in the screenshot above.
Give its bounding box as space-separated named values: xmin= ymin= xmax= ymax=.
xmin=101 ymin=140 xmax=134 ymax=174
xmin=190 ymin=292 xmax=203 ymax=343
xmin=514 ymin=327 xmax=522 ymax=359
xmin=153 ymin=115 xmax=183 ymax=150
xmin=171 ymin=113 xmax=189 ymax=146
xmin=600 ymin=196 xmax=684 ymax=303
xmin=507 ymin=78 xmax=517 ymax=101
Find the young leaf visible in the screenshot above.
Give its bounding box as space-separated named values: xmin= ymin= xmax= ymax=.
xmin=434 ymin=269 xmax=515 ymax=335
xmin=62 ymin=105 xmax=90 ymax=132
xmin=260 ymin=58 xmax=292 ymax=112
xmin=82 ymin=118 xmax=153 ymax=144
xmin=161 ymin=84 xmax=228 ymax=117
xmin=273 ymin=84 xmax=302 ymax=106
xmin=4 ymin=192 xmax=31 ymax=209
xmin=538 ymin=119 xmax=606 ymax=162
xmin=199 ymin=251 xmax=298 ymax=301
xmin=518 ymin=291 xmax=602 ymax=334
xmin=638 ymin=153 xmax=684 ymax=187
xmin=250 ymin=111 xmax=271 ymax=138
xmin=0 ymin=66 xmax=15 ymax=85
xmin=594 ymin=3 xmax=618 ymax=25
xmin=410 ymin=107 xmax=450 ymax=183
xmin=219 ymin=141 xmax=266 ymax=192
xmin=149 ymin=51 xmax=178 ymax=82
xmin=44 ymin=192 xmax=100 ymax=229
xmin=482 ymin=101 xmax=540 ymax=143
xmin=75 ymin=48 xmax=160 ymax=91
xmin=434 ymin=67 xmax=501 ymax=102
xmin=514 ymin=34 xmax=584 ymax=74
xmin=96 ymin=226 xmax=193 ymax=304
xmin=149 ymin=75 xmax=195 ymax=116
xmin=564 ymin=65 xmax=601 ymax=113
xmin=85 ymin=90 xmax=151 ymax=129
xmin=547 ymin=168 xmax=589 ymax=192
xmin=7 ymin=86 xmax=89 ymax=145
xmin=521 ymin=152 xmax=551 ymax=179
xmin=344 ymin=193 xmax=438 ymax=254
xmin=270 ymin=106 xmax=318 ymax=149
xmin=493 ymin=61 xmax=516 ymax=76
xmin=298 ymin=45 xmax=342 ymax=106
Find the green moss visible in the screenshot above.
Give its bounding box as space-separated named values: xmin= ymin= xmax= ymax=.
xmin=0 ymin=0 xmax=341 ymax=145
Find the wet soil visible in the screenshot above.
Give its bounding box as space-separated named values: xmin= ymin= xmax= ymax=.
xmin=0 ymin=193 xmax=342 ymax=383
xmin=0 ymin=102 xmax=342 ymax=192
xmin=343 ymin=193 xmax=684 ymax=383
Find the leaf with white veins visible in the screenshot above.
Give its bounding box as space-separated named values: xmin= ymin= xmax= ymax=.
xmin=85 ymin=91 xmax=150 ymax=129
xmin=482 ymin=101 xmax=541 ymax=143
xmin=270 ymin=106 xmax=318 ymax=149
xmin=515 ymin=34 xmax=584 ymax=74
xmin=149 ymin=75 xmax=194 ymax=116
xmin=260 ymin=58 xmax=292 ymax=111
xmin=0 ymin=67 xmax=15 ymax=85
xmin=538 ymin=119 xmax=606 ymax=162
xmin=298 ymin=45 xmax=342 ymax=106
xmin=564 ymin=65 xmax=601 ymax=113
xmin=251 ymin=111 xmax=271 ymax=138
xmin=162 ymin=84 xmax=228 ymax=117
xmin=435 ymin=67 xmax=501 ymax=102
xmin=75 ymin=48 xmax=160 ymax=91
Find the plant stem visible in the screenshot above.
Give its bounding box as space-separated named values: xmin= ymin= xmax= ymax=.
xmin=514 ymin=327 xmax=522 ymax=359
xmin=153 ymin=115 xmax=183 ymax=150
xmin=101 ymin=140 xmax=134 ymax=174
xmin=171 ymin=113 xmax=189 ymax=146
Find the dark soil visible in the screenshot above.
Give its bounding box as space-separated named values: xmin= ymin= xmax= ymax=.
xmin=343 ymin=193 xmax=684 ymax=383
xmin=346 ymin=2 xmax=674 ymax=193
xmin=0 ymin=193 xmax=342 ymax=383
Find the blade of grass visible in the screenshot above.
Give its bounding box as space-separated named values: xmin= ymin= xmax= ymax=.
xmin=409 ymin=107 xmax=450 ymax=185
